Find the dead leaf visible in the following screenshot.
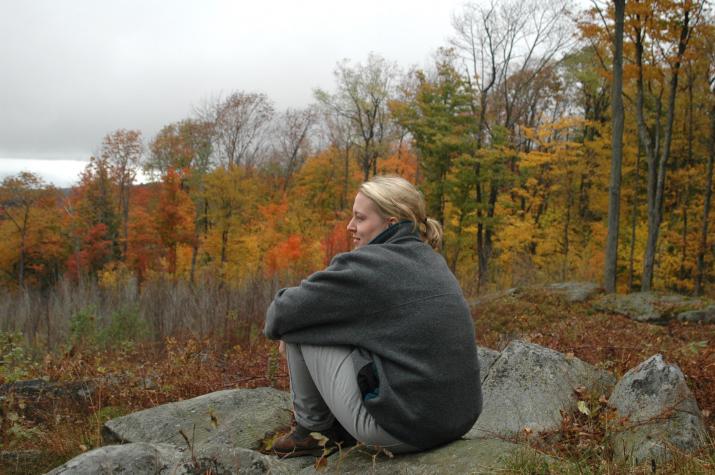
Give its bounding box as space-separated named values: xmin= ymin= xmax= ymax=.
xmin=208 ymin=409 xmax=219 ymax=429
xmin=577 ymin=400 xmax=591 ymax=416
xmin=314 ymin=456 xmax=328 ymax=471
xmin=310 ymin=432 xmax=329 ymax=447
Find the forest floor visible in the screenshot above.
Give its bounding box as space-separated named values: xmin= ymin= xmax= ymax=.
xmin=1 ymin=289 xmax=714 ymax=474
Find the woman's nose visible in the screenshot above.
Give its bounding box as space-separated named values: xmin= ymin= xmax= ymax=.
xmin=347 ymin=218 xmax=355 ymax=231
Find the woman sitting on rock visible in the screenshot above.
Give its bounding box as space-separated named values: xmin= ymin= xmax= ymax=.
xmin=264 ymin=175 xmax=482 ymax=457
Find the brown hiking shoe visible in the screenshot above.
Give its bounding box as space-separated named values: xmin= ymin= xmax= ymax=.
xmin=272 ymin=425 xmax=331 ymax=458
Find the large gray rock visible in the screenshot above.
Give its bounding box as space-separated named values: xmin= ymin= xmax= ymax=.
xmin=593 ymin=292 xmax=703 ymax=324
xmin=44 ymin=442 xmax=300 ymax=475
xmin=477 ymin=346 xmax=500 ymax=382
xmin=45 ymin=443 xmax=183 ymax=475
xmin=102 ymin=387 xmax=292 ymax=451
xmin=45 ymin=342 xmax=709 ymax=474
xmin=469 ymin=282 xmax=600 ymax=308
xmin=466 ymin=340 xmax=615 ymax=439
xmin=609 ymin=354 xmax=708 ymax=465
xmin=544 ymin=282 xmax=602 ymax=303
xmin=677 ymin=304 xmax=715 ymax=324
xmin=298 ymin=438 xmax=547 ymax=474
xmin=467 ymin=288 xmax=518 ymax=307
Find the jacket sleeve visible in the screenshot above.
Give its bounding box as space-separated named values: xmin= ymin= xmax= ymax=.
xmin=263 ymin=253 xmax=365 ymax=340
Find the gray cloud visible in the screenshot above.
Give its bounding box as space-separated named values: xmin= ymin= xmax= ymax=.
xmin=1 ymin=0 xmax=469 ymax=164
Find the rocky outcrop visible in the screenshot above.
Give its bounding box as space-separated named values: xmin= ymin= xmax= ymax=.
xmin=677 ymin=304 xmax=715 ymax=324
xmin=44 ymin=341 xmax=708 ymax=474
xmin=0 ymin=379 xmax=94 ymax=401
xmin=301 ymin=438 xmax=546 ymax=474
xmin=46 ymin=443 xmax=187 ymax=475
xmin=468 ymin=282 xmax=602 ymax=308
xmin=608 ymin=354 xmax=707 ymax=465
xmin=543 ymin=282 xmax=602 ymax=303
xmin=476 ymin=346 xmax=500 ymax=382
xmin=102 ymin=387 xmax=292 ymax=451
xmin=467 ymin=340 xmax=615 ymax=439
xmin=0 ymin=379 xmax=96 ymax=425
xmin=44 ymin=441 xmax=307 ymax=475
xmin=593 ymin=292 xmax=706 ymax=324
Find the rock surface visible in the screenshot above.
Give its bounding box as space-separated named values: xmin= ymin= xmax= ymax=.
xmin=468 ymin=282 xmax=601 ymax=308
xmin=44 ymin=441 xmax=304 ymax=475
xmin=44 ymin=341 xmax=709 ymax=473
xmin=466 ymin=340 xmax=615 ymax=439
xmin=543 ymin=282 xmax=602 ymax=303
xmin=608 ymin=354 xmax=708 ymax=465
xmin=299 ymin=438 xmax=546 ymax=474
xmin=0 ymin=379 xmax=96 ymax=425
xmin=102 ymin=387 xmax=292 ymax=450
xmin=476 ymin=346 xmax=500 ymax=382
xmin=677 ymin=304 xmax=715 ymax=324
xmin=593 ymin=292 xmax=704 ymax=324
xmin=0 ymin=379 xmax=94 ymax=400
xmin=46 ymin=443 xmax=185 ymax=475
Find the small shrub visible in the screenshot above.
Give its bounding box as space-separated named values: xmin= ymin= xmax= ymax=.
xmin=265 ymin=344 xmax=280 ymax=387
xmin=98 ymin=304 xmax=148 ymax=348
xmin=0 ymin=331 xmax=33 ymax=382
xmin=69 ymin=306 xmax=98 ymax=350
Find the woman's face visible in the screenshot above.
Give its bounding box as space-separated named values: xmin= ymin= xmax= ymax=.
xmin=347 ymin=192 xmax=396 ymax=248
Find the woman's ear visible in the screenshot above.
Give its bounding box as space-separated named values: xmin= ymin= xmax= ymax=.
xmin=387 ymin=217 xmax=399 ymax=225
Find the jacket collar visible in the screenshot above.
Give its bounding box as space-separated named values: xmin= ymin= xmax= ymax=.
xmin=368 ymin=220 xmax=420 ymax=246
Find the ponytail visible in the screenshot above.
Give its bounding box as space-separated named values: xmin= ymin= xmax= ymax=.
xmin=421 ymin=217 xmax=443 ymax=251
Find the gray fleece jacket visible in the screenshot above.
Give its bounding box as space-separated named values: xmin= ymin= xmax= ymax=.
xmin=264 ymin=222 xmax=482 ymax=450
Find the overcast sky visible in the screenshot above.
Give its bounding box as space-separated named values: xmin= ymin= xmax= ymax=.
xmin=1 ymin=0 xmax=588 ymax=187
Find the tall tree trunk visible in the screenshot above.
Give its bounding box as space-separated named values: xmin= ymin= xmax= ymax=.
xmin=641 ymin=8 xmax=691 ymax=291
xmin=679 ymin=73 xmax=695 ymax=283
xmin=203 ymin=200 xmax=209 ymax=236
xmin=679 ymin=205 xmax=688 ymax=283
xmin=342 ymin=144 xmax=350 ymax=210
xmin=604 ymin=0 xmax=625 ymax=293
xmin=189 ymin=211 xmax=201 ymax=286
xmin=562 ymin=180 xmax=574 ymax=281
xmin=361 ymin=144 xmax=371 ymax=182
xmin=450 ymin=211 xmax=466 ymax=273
xmin=483 ymin=182 xmax=498 ymax=276
xmin=122 ymin=189 xmax=129 ymax=260
xmin=696 ymin=103 xmax=715 ymax=295
xmin=190 ymin=240 xmax=198 ymax=286
xmin=18 ymin=233 xmax=25 ymax=289
xmin=628 ymin=145 xmax=641 ymax=291
xmin=220 ymin=227 xmax=229 ymax=264
xmin=475 ymin=164 xmax=484 ymax=292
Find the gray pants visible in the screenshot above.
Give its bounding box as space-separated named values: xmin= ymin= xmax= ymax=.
xmin=285 ymin=342 xmax=417 ymax=454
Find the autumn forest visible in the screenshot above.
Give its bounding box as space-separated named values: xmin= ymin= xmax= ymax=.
xmin=1 ymin=1 xmax=714 ymax=347
xmin=2 ymin=0 xmax=715 ymax=471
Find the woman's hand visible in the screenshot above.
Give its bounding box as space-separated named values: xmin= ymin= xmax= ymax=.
xmin=278 ymin=340 xmax=286 ymax=357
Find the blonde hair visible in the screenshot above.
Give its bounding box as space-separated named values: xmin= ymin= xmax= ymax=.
xmin=359 ymin=175 xmax=443 ymax=251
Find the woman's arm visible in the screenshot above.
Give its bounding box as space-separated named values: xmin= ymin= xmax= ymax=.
xmin=263 ymin=253 xmax=366 ymax=340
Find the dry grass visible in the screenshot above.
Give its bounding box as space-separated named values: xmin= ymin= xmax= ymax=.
xmin=474 ymin=288 xmax=715 ymax=474
xmin=0 ymin=336 xmax=289 ymax=474
xmin=1 ymin=284 xmax=714 ymax=473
